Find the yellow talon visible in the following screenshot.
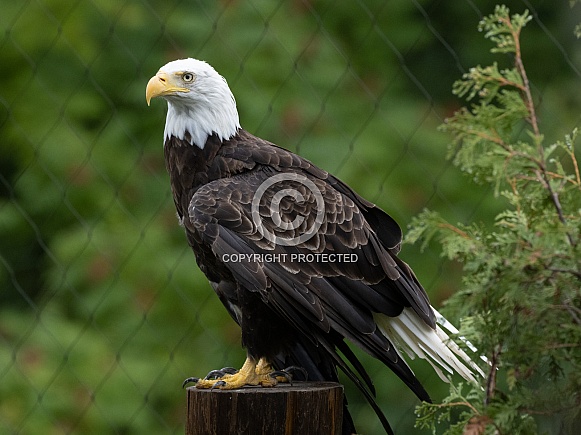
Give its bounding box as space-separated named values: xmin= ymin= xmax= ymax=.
xmin=194 ymin=356 xmax=285 ymax=390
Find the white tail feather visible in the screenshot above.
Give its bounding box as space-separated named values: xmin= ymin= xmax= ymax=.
xmin=433 ymin=308 xmax=490 ymax=365
xmin=374 ymin=307 xmax=484 ymax=383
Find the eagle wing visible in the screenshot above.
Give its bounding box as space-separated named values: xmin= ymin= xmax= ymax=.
xmin=185 ymin=161 xmax=435 ymax=401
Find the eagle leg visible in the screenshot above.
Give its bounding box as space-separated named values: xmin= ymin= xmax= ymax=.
xmin=191 ymin=356 xmax=294 ymax=390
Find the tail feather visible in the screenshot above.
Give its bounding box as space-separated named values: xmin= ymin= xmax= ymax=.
xmin=433 ymin=308 xmax=489 ymax=365
xmin=375 ymin=307 xmax=484 ymax=383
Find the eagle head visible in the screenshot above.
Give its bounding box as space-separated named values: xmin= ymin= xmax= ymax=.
xmin=146 ymin=58 xmax=240 ymax=148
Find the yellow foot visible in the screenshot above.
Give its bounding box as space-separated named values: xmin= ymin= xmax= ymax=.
xmin=183 ymin=357 xmax=303 ymax=390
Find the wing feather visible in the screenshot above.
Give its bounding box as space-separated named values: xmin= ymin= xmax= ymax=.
xmin=186 ymin=166 xmax=437 ymax=399
xmin=187 ymin=145 xmax=480 ymax=408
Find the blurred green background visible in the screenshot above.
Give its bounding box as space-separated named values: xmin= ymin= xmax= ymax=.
xmin=1 ymin=0 xmax=579 ymax=433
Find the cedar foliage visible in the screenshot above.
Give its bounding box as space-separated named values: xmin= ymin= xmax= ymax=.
xmin=409 ymin=6 xmax=581 ymax=434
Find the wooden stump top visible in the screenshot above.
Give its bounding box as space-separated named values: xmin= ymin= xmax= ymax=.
xmin=186 ymin=381 xmax=343 ymax=435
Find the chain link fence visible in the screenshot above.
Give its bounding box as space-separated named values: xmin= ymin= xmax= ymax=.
xmin=1 ymin=0 xmax=580 ymax=433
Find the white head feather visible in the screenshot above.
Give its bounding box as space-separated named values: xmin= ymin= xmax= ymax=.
xmin=155 ymin=58 xmax=240 ymax=148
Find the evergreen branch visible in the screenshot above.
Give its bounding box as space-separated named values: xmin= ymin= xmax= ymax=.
xmin=570 ymin=149 xmax=581 ymax=187
xmin=548 ymin=268 xmax=581 ymax=279
xmin=552 ymin=303 xmax=581 ymax=316
xmin=494 ymin=11 xmax=573 ymax=244
xmin=426 ymin=400 xmax=481 ymax=416
xmin=459 ymin=128 xmax=506 ymax=147
xmin=564 ymin=132 xmax=581 ymax=186
xmin=485 ymin=345 xmax=501 ymax=405
xmin=498 ymin=11 xmax=577 ymax=247
xmin=533 ymin=168 xmax=576 ymax=246
xmin=552 ymin=303 xmax=581 ymax=326
xmin=500 ymin=14 xmax=579 ymax=247
xmin=485 ymin=74 xmax=525 ymax=92
xmin=502 ymin=14 xmax=539 ymax=137
xmin=436 ymin=222 xmax=472 ymax=239
xmin=542 ymin=171 xmax=581 ymax=185
xmin=411 ymin=6 xmax=581 ymax=432
xmin=451 ymin=125 xmax=541 ymax=166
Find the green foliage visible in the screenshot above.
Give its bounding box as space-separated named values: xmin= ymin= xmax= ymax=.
xmin=409 ymin=6 xmax=581 ymax=434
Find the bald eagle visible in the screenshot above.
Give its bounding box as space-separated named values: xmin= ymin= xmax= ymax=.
xmin=146 ymin=58 xmax=481 ymax=434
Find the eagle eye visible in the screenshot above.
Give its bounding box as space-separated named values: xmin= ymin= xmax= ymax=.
xmin=182 ymin=72 xmax=194 ymax=83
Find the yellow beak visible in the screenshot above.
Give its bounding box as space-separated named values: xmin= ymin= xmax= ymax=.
xmin=146 ymin=72 xmax=190 ymax=106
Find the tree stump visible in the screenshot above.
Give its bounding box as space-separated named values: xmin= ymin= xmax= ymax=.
xmin=186 ymin=381 xmax=343 ymax=435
